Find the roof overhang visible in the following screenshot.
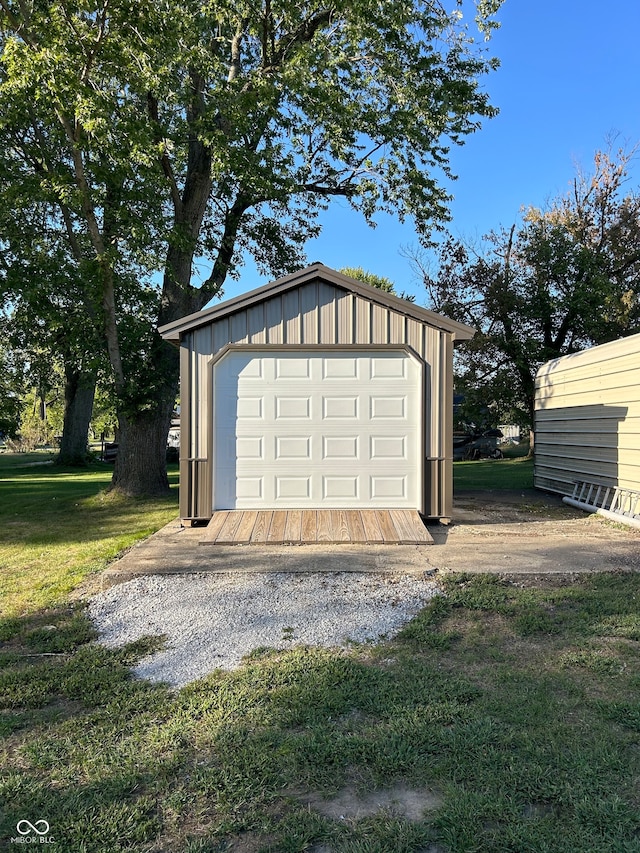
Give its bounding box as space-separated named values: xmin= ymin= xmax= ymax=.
xmin=159 ymin=263 xmax=475 ymax=344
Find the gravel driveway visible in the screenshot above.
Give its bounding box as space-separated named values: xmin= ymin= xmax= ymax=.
xmin=86 ymin=489 xmax=639 ymax=689
xmin=89 ymin=571 xmax=439 ymax=689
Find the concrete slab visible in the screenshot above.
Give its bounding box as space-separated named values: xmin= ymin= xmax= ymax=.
xmin=80 ymin=490 xmax=639 ymax=594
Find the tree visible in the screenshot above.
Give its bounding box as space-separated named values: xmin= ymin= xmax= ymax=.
xmin=415 ymin=147 xmax=640 ymax=428
xmin=0 ymin=0 xmax=503 ymax=495
xmin=0 ymin=238 xmax=105 ymax=465
xmin=340 ymin=267 xmax=395 ymax=293
xmin=340 ymin=266 xmax=416 ymax=301
xmin=0 ymin=335 xmax=22 ymax=439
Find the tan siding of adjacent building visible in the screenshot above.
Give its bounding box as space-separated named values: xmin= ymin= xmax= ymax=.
xmin=177 ymin=278 xmax=460 ymax=520
xmin=534 ymin=333 xmax=640 ymax=496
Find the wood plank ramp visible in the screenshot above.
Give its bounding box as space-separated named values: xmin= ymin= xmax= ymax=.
xmin=201 ymin=509 xmax=433 ymax=546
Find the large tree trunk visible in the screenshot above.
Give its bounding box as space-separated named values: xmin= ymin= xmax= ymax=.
xmin=56 ymin=364 xmax=96 ymax=466
xmin=107 ymin=88 xmax=218 ymax=497
xmin=111 ymin=404 xmax=175 ymax=496
xmin=109 ymin=335 xmax=180 ymax=496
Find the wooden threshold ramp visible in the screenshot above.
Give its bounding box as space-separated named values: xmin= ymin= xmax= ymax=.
xmin=201 ymin=509 xmax=433 ymax=546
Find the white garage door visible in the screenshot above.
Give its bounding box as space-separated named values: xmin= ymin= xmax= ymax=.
xmin=213 ymin=349 xmax=422 ymax=509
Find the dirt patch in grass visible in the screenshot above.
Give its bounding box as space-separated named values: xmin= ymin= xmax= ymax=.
xmin=300 ymin=783 xmax=443 ymax=823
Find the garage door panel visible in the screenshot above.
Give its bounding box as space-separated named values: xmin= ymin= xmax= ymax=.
xmin=213 ymin=349 xmax=421 ymax=509
xmin=371 ymin=475 xmax=409 ymax=499
xmin=323 ymin=476 xmax=359 ymax=500
xmin=370 ymin=396 xmax=407 ymax=419
xmin=275 ymin=357 xmax=311 ymax=379
xmin=322 ymin=396 xmax=359 ymax=419
xmin=236 ymin=436 xmax=264 ymax=460
xmin=236 ymin=396 xmax=263 ymax=419
xmin=275 ymin=436 xmax=311 ymax=459
xmin=235 ymin=476 xmax=263 ymax=501
xmin=370 ymin=435 xmax=407 ymax=460
xmin=323 ymin=357 xmax=358 ymax=379
xmin=322 ymin=436 xmax=359 ymax=460
xmin=275 ymin=396 xmax=311 ymax=419
xmin=371 ymin=356 xmax=407 ymax=379
xmin=276 ymin=476 xmax=311 ymax=500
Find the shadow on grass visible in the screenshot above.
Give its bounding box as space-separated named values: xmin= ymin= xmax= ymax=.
xmin=0 ymin=461 xmax=179 ymax=547
xmin=1 ymin=573 xmax=640 ymax=851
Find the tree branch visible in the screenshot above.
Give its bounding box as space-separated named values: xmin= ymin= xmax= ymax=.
xmin=147 ymin=92 xmax=183 ymax=216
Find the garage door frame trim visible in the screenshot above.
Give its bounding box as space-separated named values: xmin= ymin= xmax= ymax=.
xmin=207 ymin=343 xmax=427 ymax=514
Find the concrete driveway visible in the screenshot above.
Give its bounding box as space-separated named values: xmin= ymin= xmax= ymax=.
xmin=78 ymin=489 xmax=639 ymax=595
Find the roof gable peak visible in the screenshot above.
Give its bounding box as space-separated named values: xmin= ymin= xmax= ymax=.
xmin=159 ymin=263 xmax=474 ymax=342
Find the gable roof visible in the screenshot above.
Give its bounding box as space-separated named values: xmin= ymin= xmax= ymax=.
xmin=159 ymin=263 xmax=475 ymax=343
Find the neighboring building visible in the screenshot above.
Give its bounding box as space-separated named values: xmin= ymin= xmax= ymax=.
xmin=534 ymin=332 xmax=640 ymax=496
xmin=159 ymin=263 xmax=473 ymax=522
xmin=498 ymin=425 xmax=520 ymax=444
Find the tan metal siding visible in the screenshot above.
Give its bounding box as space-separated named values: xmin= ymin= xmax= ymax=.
xmin=336 ymin=291 xmax=354 ymax=344
xmin=406 ymin=318 xmax=424 ymax=357
xmin=371 ymin=304 xmax=388 ymax=344
xmin=354 ymin=295 xmax=371 ymax=344
xmin=535 ymin=333 xmax=640 ymax=495
xmin=318 ymin=281 xmax=337 ymax=344
xmin=247 ymin=304 xmax=266 ymax=343
xmin=283 ymin=289 xmax=301 ymax=343
xmin=389 ymin=311 xmax=405 ymax=345
xmin=179 ymin=278 xmax=460 ymax=520
xmin=230 ymin=312 xmax=248 ymax=344
xmin=300 ymin=282 xmax=319 ymax=343
xmin=424 ymin=326 xmax=441 ymax=460
xmin=266 ymin=296 xmax=283 ymax=344
xmin=212 ymin=316 xmax=231 ymax=353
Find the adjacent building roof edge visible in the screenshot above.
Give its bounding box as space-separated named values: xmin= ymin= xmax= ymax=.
xmin=535 ymin=329 xmax=640 ymax=381
xmin=159 ymin=263 xmax=475 ymax=343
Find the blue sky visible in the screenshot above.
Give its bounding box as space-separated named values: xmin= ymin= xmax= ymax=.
xmin=214 ymin=0 xmax=640 ymax=304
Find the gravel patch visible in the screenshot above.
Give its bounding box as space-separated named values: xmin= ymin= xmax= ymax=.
xmin=89 ymin=572 xmax=439 ymax=688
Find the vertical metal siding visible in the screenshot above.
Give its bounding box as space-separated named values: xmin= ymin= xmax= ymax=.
xmin=180 ymin=279 xmax=457 ymax=519
xmin=247 ymin=304 xmax=266 ymax=343
xmin=354 ymin=295 xmax=371 ymax=344
xmin=283 ymin=289 xmax=301 ymax=343
xmin=212 ymin=316 xmax=230 ymax=353
xmin=266 ymin=296 xmax=283 ymax=344
xmin=318 ymin=282 xmax=337 ymax=344
xmin=300 ymin=282 xmax=319 ymax=343
xmin=230 ymin=312 xmax=248 ymax=344
xmin=336 ymin=291 xmax=353 ymax=344
xmin=406 ymin=318 xmax=423 ymax=357
xmin=389 ymin=311 xmax=405 ymax=345
xmin=371 ymin=304 xmax=388 ymax=344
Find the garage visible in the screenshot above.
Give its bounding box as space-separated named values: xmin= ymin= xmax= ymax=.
xmin=159 ymin=263 xmax=473 ymax=522
xmin=212 ymin=347 xmax=422 ymax=510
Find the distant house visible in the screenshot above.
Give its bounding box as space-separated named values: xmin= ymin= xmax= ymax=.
xmin=534 ymin=332 xmax=640 ymax=496
xmin=160 ymin=264 xmax=473 ymax=523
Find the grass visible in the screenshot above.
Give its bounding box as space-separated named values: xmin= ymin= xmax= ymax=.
xmin=1 ymin=453 xmax=639 ymax=852
xmin=0 ymin=452 xmax=179 ymax=618
xmin=454 ymin=455 xmax=533 ymax=491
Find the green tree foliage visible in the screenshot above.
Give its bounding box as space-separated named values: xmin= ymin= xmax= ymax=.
xmin=340 ymin=266 xmax=416 ymax=302
xmin=340 ymin=267 xmax=396 ymax=293
xmin=0 ymin=337 xmax=22 ymax=438
xmin=417 ymin=147 xmax=640 ymax=428
xmin=0 ymin=0 xmax=503 ymax=494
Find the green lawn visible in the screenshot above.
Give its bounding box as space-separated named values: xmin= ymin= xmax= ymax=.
xmin=454 ymin=456 xmax=533 ymax=491
xmin=1 ymin=454 xmax=639 ymax=852
xmin=0 ymin=452 xmax=179 ymax=618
